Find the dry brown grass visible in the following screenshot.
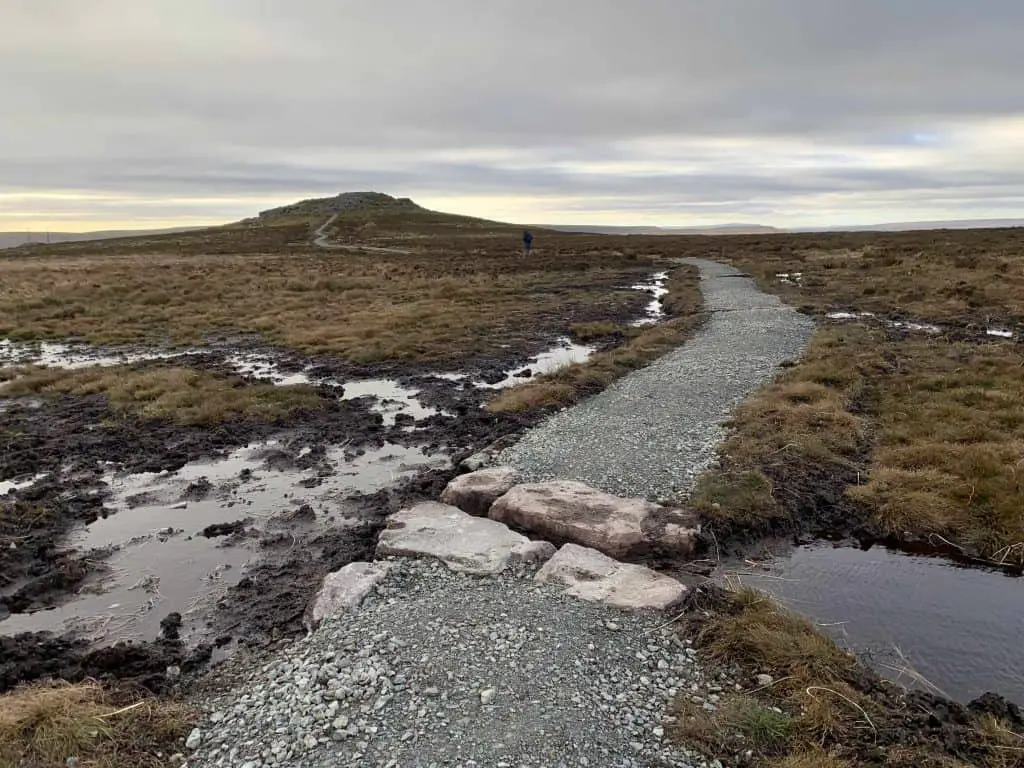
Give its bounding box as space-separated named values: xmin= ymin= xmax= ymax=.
xmin=671 ymin=588 xmax=874 ymax=764
xmin=675 ymin=694 xmax=794 ymax=756
xmin=0 ymin=681 xmax=194 ymax=768
xmin=688 ymin=323 xmax=1024 ymax=565
xmin=0 ymin=365 xmax=323 ymax=425
xmin=0 ymin=213 xmax=670 ymax=365
xmin=568 ymin=321 xmax=623 ymax=341
xmin=487 ymin=265 xmax=705 ymax=412
xmin=688 ymin=326 xmax=878 ymax=531
xmin=681 ymin=227 xmax=1024 ymax=325
xmin=769 ymin=751 xmax=854 ymax=768
xmin=847 ymin=339 xmax=1024 ymax=560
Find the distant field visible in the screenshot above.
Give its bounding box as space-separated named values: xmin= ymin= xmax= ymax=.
xmin=0 ymin=206 xmax=690 ymax=365
xmin=698 ymin=226 xmax=1024 ymax=324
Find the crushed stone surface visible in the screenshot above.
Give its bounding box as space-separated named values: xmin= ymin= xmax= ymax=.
xmin=500 ymin=259 xmax=816 ymax=499
xmin=185 ymin=559 xmax=734 ymax=768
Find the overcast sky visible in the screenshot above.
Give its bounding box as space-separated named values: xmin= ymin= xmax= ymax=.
xmin=2 ymin=0 xmax=1023 ymax=230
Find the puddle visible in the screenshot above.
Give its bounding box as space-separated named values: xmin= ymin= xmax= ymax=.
xmin=0 ymin=338 xmax=197 ymax=370
xmin=0 ymin=473 xmax=48 ymax=496
xmin=1 ymin=341 xmax=442 ymax=425
xmin=890 ymin=320 xmax=942 ymax=334
xmin=339 ymin=380 xmax=440 ymax=425
xmin=630 ymin=271 xmax=670 ymax=326
xmin=479 ymin=338 xmax=596 ymax=389
xmin=224 ymin=353 xmax=324 ymax=387
xmin=825 ymin=313 xmax=942 ymax=334
xmin=0 ymin=440 xmax=448 ymax=644
xmin=721 ymin=544 xmax=1024 ymax=703
xmin=987 ymin=328 xmax=1014 ymax=339
xmin=826 ymin=312 xmax=876 ymax=320
xmin=776 ymin=272 xmax=804 ymax=286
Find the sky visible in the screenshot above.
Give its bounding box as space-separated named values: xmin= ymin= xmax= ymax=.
xmin=2 ymin=0 xmax=1024 ymax=231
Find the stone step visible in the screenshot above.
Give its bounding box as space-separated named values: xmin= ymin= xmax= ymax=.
xmin=375 ymin=501 xmax=555 ymax=575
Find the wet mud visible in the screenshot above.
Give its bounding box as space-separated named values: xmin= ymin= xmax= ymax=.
xmin=0 ymin=323 xmax=607 ymax=692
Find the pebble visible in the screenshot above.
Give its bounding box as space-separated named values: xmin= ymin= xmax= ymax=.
xmin=185 ymin=728 xmax=202 ymax=751
xmin=187 ymin=559 xmax=731 ymax=767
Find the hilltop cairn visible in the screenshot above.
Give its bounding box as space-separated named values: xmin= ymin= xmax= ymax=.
xmin=257 ymin=192 xmax=420 ymax=220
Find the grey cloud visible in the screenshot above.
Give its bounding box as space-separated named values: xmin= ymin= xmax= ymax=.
xmin=1 ymin=0 xmax=1023 ymax=225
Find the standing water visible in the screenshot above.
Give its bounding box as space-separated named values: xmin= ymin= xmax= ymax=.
xmin=722 ymin=543 xmax=1024 ymax=703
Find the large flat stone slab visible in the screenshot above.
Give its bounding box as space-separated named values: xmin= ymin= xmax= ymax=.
xmin=489 ymin=481 xmax=699 ymax=559
xmin=306 ymin=561 xmax=392 ymax=631
xmin=377 ymin=502 xmax=555 ymax=575
xmin=440 ymin=467 xmax=521 ymax=517
xmin=536 ymin=544 xmax=686 ymax=611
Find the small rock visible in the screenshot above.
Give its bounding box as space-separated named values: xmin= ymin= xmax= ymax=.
xmin=185 ymin=728 xmax=202 ymax=751
xmin=168 ymin=755 xmax=185 ymax=766
xmin=440 ymin=467 xmax=521 ymax=517
xmin=756 ymin=673 xmax=774 ymax=688
xmin=480 ymin=688 xmax=497 ymax=705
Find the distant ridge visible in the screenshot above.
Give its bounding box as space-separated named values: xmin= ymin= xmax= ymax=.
xmin=0 ymin=226 xmax=204 ymax=250
xmin=255 ymin=192 xmax=422 ymax=220
xmin=542 ymin=223 xmax=780 ymax=235
xmin=791 ymin=218 xmax=1024 ymax=233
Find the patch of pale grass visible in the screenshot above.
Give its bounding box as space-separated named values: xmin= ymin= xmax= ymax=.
xmin=1 ymin=365 xmax=323 ymax=425
xmin=0 ymin=681 xmax=194 ymax=768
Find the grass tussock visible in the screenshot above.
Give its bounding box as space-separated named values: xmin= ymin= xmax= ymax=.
xmin=487 ymin=265 xmax=704 ymax=413
xmin=847 ymin=340 xmax=1024 ymax=562
xmin=568 ymin=321 xmax=622 ymax=341
xmin=686 ymin=326 xmax=878 ymax=533
xmin=0 ymin=365 xmax=322 ymax=425
xmin=672 ymin=588 xmax=1022 ymax=768
xmin=0 ymin=681 xmax=195 ymax=768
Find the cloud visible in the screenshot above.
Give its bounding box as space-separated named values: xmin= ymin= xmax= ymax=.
xmin=1 ymin=0 xmax=1023 ymax=228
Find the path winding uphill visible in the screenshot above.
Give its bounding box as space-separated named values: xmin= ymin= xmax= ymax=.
xmin=500 ymin=259 xmax=816 ymax=499
xmin=313 ymin=213 xmax=413 ymax=254
xmin=182 ymin=259 xmax=813 ymax=768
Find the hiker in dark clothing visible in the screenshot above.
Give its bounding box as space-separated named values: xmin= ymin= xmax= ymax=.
xmin=523 ymin=230 xmax=534 ymax=256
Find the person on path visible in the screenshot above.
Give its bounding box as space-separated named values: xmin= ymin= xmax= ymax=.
xmin=523 ymin=229 xmax=534 ymax=256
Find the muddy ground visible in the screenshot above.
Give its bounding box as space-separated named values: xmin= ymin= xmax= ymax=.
xmin=0 ymin=309 xmax=631 ymax=695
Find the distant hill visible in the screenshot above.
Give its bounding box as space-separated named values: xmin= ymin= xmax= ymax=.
xmin=793 ymin=218 xmax=1024 ymax=233
xmin=254 ymin=191 xmax=423 ymax=221
xmin=0 ymin=226 xmax=204 ymax=250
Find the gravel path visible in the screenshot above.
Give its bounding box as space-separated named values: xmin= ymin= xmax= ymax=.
xmin=185 ymin=559 xmax=733 ymax=768
xmin=500 ymin=259 xmax=816 ymax=499
xmin=313 ymin=213 xmax=412 ymax=254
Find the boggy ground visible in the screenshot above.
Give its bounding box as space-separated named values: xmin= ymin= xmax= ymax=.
xmin=678 ymin=228 xmax=1024 ymax=571
xmin=0 ymin=198 xmax=708 ymax=708
xmin=0 ymin=201 xmax=672 ymax=365
xmin=673 ymin=584 xmax=1024 ymax=768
